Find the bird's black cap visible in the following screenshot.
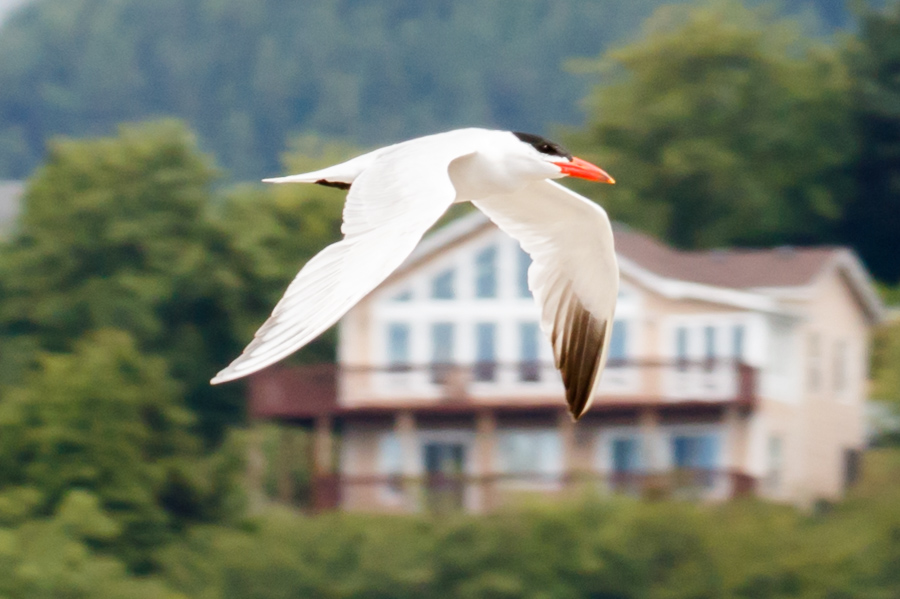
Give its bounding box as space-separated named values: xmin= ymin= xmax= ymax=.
xmin=513 ymin=132 xmax=573 ymax=160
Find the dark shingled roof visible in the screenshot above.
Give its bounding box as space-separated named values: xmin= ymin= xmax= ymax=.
xmin=613 ymin=225 xmax=839 ymax=289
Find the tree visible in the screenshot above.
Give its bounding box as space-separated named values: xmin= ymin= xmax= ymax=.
xmin=0 ymin=120 xmax=243 ymax=443
xmin=0 ymin=0 xmax=847 ymax=182
xmin=0 ymin=330 xmax=241 ymax=571
xmin=844 ymin=1 xmax=900 ymax=283
xmin=570 ymin=0 xmax=855 ymax=250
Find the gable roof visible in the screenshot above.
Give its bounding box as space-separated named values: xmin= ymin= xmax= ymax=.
xmin=612 ymin=225 xmax=838 ymax=290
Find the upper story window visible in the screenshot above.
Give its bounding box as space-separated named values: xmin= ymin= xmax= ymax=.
xmin=732 ymin=325 xmax=745 ymax=362
xmin=519 ymin=321 xmax=541 ymax=382
xmin=386 ymin=322 xmax=410 ymax=370
xmin=704 ymin=325 xmax=716 ymax=370
xmin=833 ymin=340 xmax=848 ymax=394
xmin=807 ymin=332 xmax=821 ymax=392
xmin=391 ymin=290 xmax=412 ymax=302
xmin=474 ymin=322 xmax=497 ymax=382
xmin=517 ymin=246 xmax=531 ymax=298
xmin=474 ymin=246 xmax=497 ymax=298
xmin=430 ymin=322 xmax=455 ymax=383
xmin=609 ymin=320 xmax=628 ymax=364
xmin=431 ymin=268 xmax=455 ymax=299
xmin=675 ymin=326 xmax=689 ymax=368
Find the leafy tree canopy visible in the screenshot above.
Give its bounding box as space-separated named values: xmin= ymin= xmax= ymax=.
xmin=570 ymin=0 xmax=855 ymax=250
xmin=843 ymin=1 xmax=900 ymax=283
xmin=0 ymin=0 xmax=852 ymax=182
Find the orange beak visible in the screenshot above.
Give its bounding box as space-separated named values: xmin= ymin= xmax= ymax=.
xmin=553 ymin=156 xmax=615 ymax=184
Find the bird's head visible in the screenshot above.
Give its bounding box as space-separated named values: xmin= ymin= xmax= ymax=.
xmin=512 ymin=131 xmax=615 ymax=184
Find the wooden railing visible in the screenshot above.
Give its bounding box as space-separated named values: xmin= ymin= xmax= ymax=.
xmin=310 ymin=469 xmax=757 ymax=512
xmin=249 ymin=361 xmax=758 ymax=419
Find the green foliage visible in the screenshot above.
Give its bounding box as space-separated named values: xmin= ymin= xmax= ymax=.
xmin=0 ymin=491 xmax=184 ymax=599
xmin=571 ymin=0 xmax=855 ymax=250
xmin=0 ymin=120 xmax=245 ymax=442
xmin=149 ymin=450 xmax=900 ymax=598
xmin=0 ymin=330 xmax=241 ymax=570
xmin=0 ymin=0 xmax=669 ymax=181
xmin=844 ymin=1 xmax=900 ymax=283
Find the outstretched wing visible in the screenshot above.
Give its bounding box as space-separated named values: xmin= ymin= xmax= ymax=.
xmin=212 ymin=141 xmax=476 ymax=384
xmin=473 ymin=180 xmax=618 ymax=419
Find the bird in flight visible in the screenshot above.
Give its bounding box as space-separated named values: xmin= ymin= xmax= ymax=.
xmin=212 ymin=128 xmax=618 ymax=420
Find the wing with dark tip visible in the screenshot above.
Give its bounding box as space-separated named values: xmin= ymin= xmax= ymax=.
xmin=473 ymin=180 xmax=618 ymax=419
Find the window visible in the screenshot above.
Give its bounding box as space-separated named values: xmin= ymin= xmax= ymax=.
xmin=517 ymin=246 xmax=531 ymax=298
xmin=672 ymin=434 xmax=719 ymax=471
xmin=386 ymin=322 xmax=410 ymax=370
xmin=834 ymin=340 xmax=848 ymax=394
xmin=808 ymin=332 xmax=821 ymax=392
xmin=431 ymin=322 xmax=455 ymax=383
xmin=704 ymin=325 xmax=716 ymax=369
xmin=611 ymin=437 xmax=642 ymax=473
xmin=676 ymin=326 xmax=689 ymax=370
xmin=475 ymin=246 xmax=497 ymax=298
xmin=391 ymin=290 xmax=412 ymax=302
xmin=378 ymin=432 xmax=404 ymax=497
xmin=609 ymin=320 xmax=628 ymax=364
xmin=732 ymin=325 xmax=745 ymax=362
xmin=497 ymin=429 xmax=561 ymax=476
xmin=519 ymin=321 xmax=541 ymax=382
xmin=474 ymin=322 xmax=497 ymax=382
xmin=431 ymin=269 xmax=455 ymax=299
xmin=378 ymin=433 xmax=403 ymax=475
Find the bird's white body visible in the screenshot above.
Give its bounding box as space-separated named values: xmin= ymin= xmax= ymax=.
xmin=212 ymin=128 xmax=618 ymax=419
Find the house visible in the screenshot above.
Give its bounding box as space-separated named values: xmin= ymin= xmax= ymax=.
xmin=248 ymin=211 xmax=885 ymax=512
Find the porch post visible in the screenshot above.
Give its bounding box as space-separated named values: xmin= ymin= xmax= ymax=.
xmin=475 ymin=409 xmax=497 ymax=512
xmin=723 ymin=404 xmax=750 ymax=497
xmin=639 ymin=408 xmax=663 ymax=495
xmin=312 ymin=415 xmax=336 ymax=511
xmin=395 ymin=410 xmax=418 ymax=511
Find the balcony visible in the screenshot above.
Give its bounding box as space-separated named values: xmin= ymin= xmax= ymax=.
xmin=248 ymin=361 xmax=758 ymax=420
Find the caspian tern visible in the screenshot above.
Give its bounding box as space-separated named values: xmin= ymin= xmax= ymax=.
xmin=212 ymin=128 xmax=618 ymax=419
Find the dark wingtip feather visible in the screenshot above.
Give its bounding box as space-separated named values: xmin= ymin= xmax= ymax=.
xmin=552 ymin=294 xmax=607 ymax=420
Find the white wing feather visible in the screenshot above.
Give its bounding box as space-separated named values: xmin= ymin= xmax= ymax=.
xmin=473 ymin=180 xmax=618 ymax=418
xmin=211 ymin=139 xmax=476 ymax=384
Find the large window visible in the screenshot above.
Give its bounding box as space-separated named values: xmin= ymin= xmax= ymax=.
xmin=475 ymin=246 xmax=497 ymax=298
xmin=672 ymin=433 xmax=719 ymax=474
xmin=611 ymin=437 xmax=642 ymax=473
xmin=732 ymin=325 xmax=745 ymax=362
xmin=430 ymin=322 xmax=455 ymax=383
xmin=474 ymin=322 xmax=497 ymax=382
xmin=807 ymin=332 xmax=821 ymax=392
xmin=703 ymin=325 xmax=716 ymax=369
xmin=609 ymin=320 xmax=628 ymax=364
xmin=386 ymin=322 xmax=411 ymax=370
xmin=675 ymin=326 xmax=689 ymax=369
xmin=833 ymin=340 xmax=848 ymax=394
xmin=517 ymin=246 xmax=531 ymax=298
xmin=431 ymin=268 xmax=455 ymax=299
xmin=497 ymin=429 xmax=561 ymax=476
xmin=378 ymin=432 xmax=404 ymax=497
xmin=519 ymin=321 xmax=541 ymax=382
